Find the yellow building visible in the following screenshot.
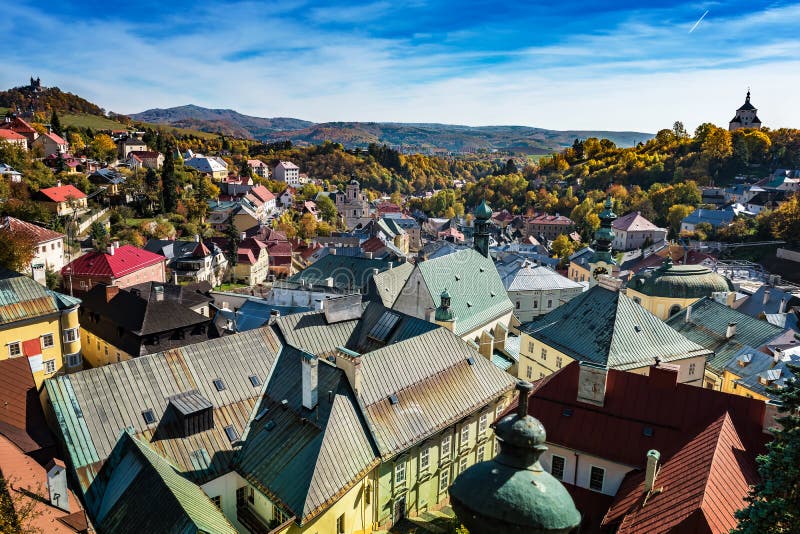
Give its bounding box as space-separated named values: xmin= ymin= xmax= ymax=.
xmin=518 ymin=285 xmax=712 ymax=387
xmin=626 ymin=257 xmax=735 ymax=320
xmin=0 ymin=268 xmax=82 ymax=388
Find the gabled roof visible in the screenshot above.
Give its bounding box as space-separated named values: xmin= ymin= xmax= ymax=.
xmin=39 ymin=131 xmax=67 ymax=145
xmin=371 ymin=262 xmax=414 ymax=307
xmin=249 ymin=184 xmax=275 ymax=203
xmin=38 ymin=184 xmax=87 ymax=202
xmin=45 ymin=326 xmax=283 ymax=492
xmin=0 ymin=128 xmax=26 ymax=140
xmin=612 ymin=211 xmax=663 ymax=232
xmin=724 ymin=346 xmax=799 ymax=398
xmin=276 ymin=161 xmax=299 ymax=169
xmin=62 ymin=245 xmax=164 ymax=278
xmin=1 ymin=216 xmax=63 ymax=243
xmin=185 ymin=156 xmax=227 ymax=173
xmin=0 ymin=268 xmax=78 ymax=326
xmin=522 ymin=286 xmax=710 ymax=370
xmin=87 ymin=431 xmax=236 ymax=534
xmin=665 ymin=297 xmax=787 ymax=373
xmin=498 ymin=262 xmax=583 ymax=292
xmin=682 ymin=208 xmax=735 ymax=227
xmin=737 ymin=285 xmax=800 ymax=318
xmin=0 ymin=358 xmax=55 ymax=454
xmin=288 ymin=254 xmax=391 ymax=291
xmin=234 ymin=347 xmax=378 ymax=524
xmin=412 ymin=247 xmax=513 ymax=336
xmin=603 ymin=413 xmax=757 ymax=534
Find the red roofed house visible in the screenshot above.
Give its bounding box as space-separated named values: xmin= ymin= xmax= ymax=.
xmin=247 ymin=158 xmax=270 ymax=178
xmin=0 ymin=117 xmax=38 ymax=146
xmin=0 ymin=127 xmax=29 ymax=150
xmin=36 ymin=184 xmax=88 ymax=216
xmin=1 ymin=217 xmax=66 ymax=279
xmin=126 ymin=150 xmax=164 ymax=170
xmin=525 ymin=213 xmax=575 ymax=241
xmin=33 ymin=131 xmax=69 ymax=155
xmin=211 ymin=236 xmax=269 ymax=285
xmin=519 ymin=361 xmax=770 ymax=533
xmin=61 ymin=243 xmax=166 ymax=294
xmin=249 ymin=184 xmax=276 ymax=213
xmin=611 ymin=211 xmax=667 ymax=251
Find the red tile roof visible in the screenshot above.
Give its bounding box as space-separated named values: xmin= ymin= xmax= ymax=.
xmin=42 ymin=131 xmax=67 ymax=145
xmin=38 ymin=184 xmax=87 ymax=202
xmin=0 ymin=358 xmax=55 ymax=454
xmin=527 ymin=213 xmax=575 ymax=225
xmin=0 ymin=129 xmax=26 ymax=140
xmin=603 ymin=412 xmax=757 ymax=534
xmin=0 ymin=117 xmax=36 ymax=134
xmin=62 ymin=245 xmax=165 ymax=279
xmin=1 ymin=216 xmax=64 ymax=243
xmin=0 ymin=435 xmax=87 ymax=533
xmin=250 ymin=185 xmax=275 ymax=203
xmin=361 ymin=236 xmax=386 ymax=253
xmin=525 ymin=363 xmax=767 ymax=467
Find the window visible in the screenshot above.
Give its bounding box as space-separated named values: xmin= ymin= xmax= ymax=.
xmin=589 ymin=466 xmax=605 ymax=491
xmin=420 ymin=447 xmax=430 ymax=471
xmin=7 ymin=342 xmax=21 ymax=357
xmin=66 ymin=353 xmax=82 ymax=368
xmin=478 ymin=413 xmax=488 ymax=435
xmin=460 ymin=425 xmax=470 ymax=447
xmin=43 ymin=359 xmax=56 ymax=374
xmin=495 ymin=404 xmax=504 ymax=420
xmin=248 ymin=375 xmax=261 ymax=387
xmin=539 ymin=372 xmax=545 ymax=379
xmin=477 ymin=444 xmax=486 ymax=462
xmin=541 ymin=348 xmax=547 ymax=360
xmin=142 ymin=409 xmax=156 ymax=425
xmin=236 ymin=486 xmax=246 ymax=508
xmin=104 ymin=345 xmax=108 ymax=356
xmin=337 ymin=513 xmax=345 ymax=534
xmin=63 ymin=328 xmax=78 ymax=343
xmin=394 ymin=460 xmax=406 ymax=486
xmin=275 ymin=507 xmax=289 ymax=525
xmin=551 ymin=455 xmax=566 ymax=480
xmin=439 ymin=468 xmax=450 ymax=492
xmin=213 ymin=378 xmax=226 ymax=391
xmin=556 ymin=356 xmax=563 ymax=369
xmin=547 ymin=299 xmax=552 ymax=308
xmin=528 ymin=341 xmax=534 ymax=353
xmin=248 ymin=486 xmax=255 ymax=504
xmin=459 ymin=455 xmax=468 ymax=474
xmin=211 ymin=496 xmax=221 ymax=509
xmin=224 ymin=425 xmax=239 ymax=442
xmin=441 ymin=435 xmax=452 ymax=461
xmin=515 ymin=301 xmax=520 ymax=309
xmin=533 ymin=300 xmax=538 ymax=309
xmin=688 ymin=363 xmax=696 ymax=376
xmin=41 ymin=333 xmax=54 ymax=348
xmin=526 ymin=366 xmax=532 ymax=379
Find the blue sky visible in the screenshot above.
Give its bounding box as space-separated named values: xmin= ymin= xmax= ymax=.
xmin=2 ymin=0 xmax=799 ymax=132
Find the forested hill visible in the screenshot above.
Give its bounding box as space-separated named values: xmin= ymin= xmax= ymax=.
xmin=0 ymin=80 xmax=105 ymax=115
xmin=131 ymin=105 xmax=652 ymax=153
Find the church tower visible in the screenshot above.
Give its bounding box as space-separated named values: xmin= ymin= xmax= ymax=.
xmin=729 ymin=90 xmax=762 ymax=131
xmin=588 ymin=195 xmax=617 ymax=283
xmin=473 ymin=200 xmax=492 ymax=258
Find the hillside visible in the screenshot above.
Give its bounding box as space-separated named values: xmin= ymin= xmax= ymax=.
xmin=130 ymin=105 xmax=313 ymax=139
xmin=0 ymin=80 xmax=105 ymax=115
xmin=131 ymin=105 xmax=652 ymax=153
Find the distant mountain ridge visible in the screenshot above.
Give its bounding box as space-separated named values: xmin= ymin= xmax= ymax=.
xmin=131 ymin=105 xmax=653 ymax=153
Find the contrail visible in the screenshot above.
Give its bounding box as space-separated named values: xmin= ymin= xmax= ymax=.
xmin=689 ymin=10 xmax=709 ymax=33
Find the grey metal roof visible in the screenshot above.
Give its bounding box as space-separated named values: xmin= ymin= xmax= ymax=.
xmin=45 ymin=326 xmax=282 ymax=492
xmin=235 ymin=347 xmax=378 ymax=524
xmin=168 ymin=390 xmax=213 ymax=416
xmin=724 ymin=346 xmax=799 ymax=399
xmin=522 ymin=286 xmax=711 ymax=370
xmin=274 ymin=309 xmax=360 ymax=356
xmin=497 ymin=262 xmax=583 ymax=292
xmin=370 ymin=262 xmax=414 ymax=307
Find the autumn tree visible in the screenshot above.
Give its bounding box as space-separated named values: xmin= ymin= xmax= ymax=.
xmin=0 ymin=228 xmax=37 ymax=271
xmin=68 ymin=132 xmax=85 ymax=152
xmin=551 ymin=234 xmax=576 ymax=259
xmin=666 ymin=204 xmax=694 ymax=236
xmin=89 ymin=133 xmax=117 ymax=163
xmin=770 ymin=194 xmax=800 ymax=244
xmin=732 ymin=362 xmax=800 ymax=533
xmin=0 ymin=476 xmax=43 ymax=534
xmin=298 ymin=213 xmax=318 ymax=239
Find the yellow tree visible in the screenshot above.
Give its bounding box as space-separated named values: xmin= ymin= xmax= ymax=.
xmin=68 ymin=132 xmax=85 ymax=152
xmin=90 ymin=134 xmax=118 ymax=162
xmin=770 ymin=194 xmax=800 ymax=244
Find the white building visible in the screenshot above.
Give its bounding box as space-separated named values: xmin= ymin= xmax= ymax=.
xmin=273 ymin=161 xmax=300 ymax=185
xmin=611 ymin=211 xmax=667 ymax=252
xmin=729 ymin=90 xmax=762 ymax=131
xmin=1 ymin=216 xmax=65 ymax=284
xmin=246 ymin=159 xmax=270 ymax=179
xmin=496 ymin=258 xmax=585 ymax=322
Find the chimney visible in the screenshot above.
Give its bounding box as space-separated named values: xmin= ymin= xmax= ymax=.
xmin=335 ymin=348 xmax=362 ymax=396
xmin=301 ymin=353 xmax=318 ymax=410
xmin=763 ymin=400 xmax=783 ymax=435
xmin=173 ymin=271 xmax=178 ymax=284
xmin=773 ymin=348 xmax=782 ymax=365
xmin=113 ymin=240 xmax=120 ymax=248
xmin=388 ymin=261 xmax=393 ymax=269
xmin=268 ymin=309 xmax=281 ymax=325
xmin=329 ymin=247 xmax=337 ymax=255
xmin=644 ymin=450 xmax=660 ymax=493
xmin=779 ymin=298 xmax=787 ymax=314
xmin=105 ymin=284 xmax=119 ymax=302
xmin=107 ymin=243 xmax=115 ymax=256
xmin=154 ymin=285 xmax=164 ymax=301
xmin=577 ymin=362 xmax=608 ymax=406
xmin=241 ymin=232 xmax=246 ymax=241
xmin=45 ymin=459 xmax=70 ymax=512
xmin=763 ymin=289 xmax=771 ymax=306
xmin=372 ymin=268 xmax=380 ymax=276
xmin=364 ymin=251 xmax=373 ymax=259
xmin=56 ymin=179 xmax=61 ymax=187
xmin=425 ymin=307 xmax=435 ymax=322
xmin=726 ymin=322 xmax=737 ymax=339
xmin=195 ymin=234 xmax=200 ymax=243
xmin=684 ymin=305 xmax=692 ymax=323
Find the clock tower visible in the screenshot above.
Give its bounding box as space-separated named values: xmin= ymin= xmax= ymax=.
xmin=588 ymin=195 xmax=617 ymax=284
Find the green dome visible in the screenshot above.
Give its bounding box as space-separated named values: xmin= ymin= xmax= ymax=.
xmin=449 ymin=382 xmax=581 ymax=534
xmin=474 ymin=200 xmax=493 ymax=220
xmin=631 ymin=259 xmax=734 ymax=299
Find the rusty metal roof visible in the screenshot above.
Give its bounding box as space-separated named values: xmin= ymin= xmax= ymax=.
xmin=0 ymin=268 xmax=62 ymax=325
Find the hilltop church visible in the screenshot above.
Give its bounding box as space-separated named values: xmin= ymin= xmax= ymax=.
xmin=729 ymin=90 xmax=762 ymax=131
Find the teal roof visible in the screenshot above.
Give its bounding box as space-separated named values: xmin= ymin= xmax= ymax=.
xmin=474 ymin=200 xmax=493 ymax=220
xmin=416 ymin=248 xmax=514 ymax=336
xmin=0 ymin=267 xmax=63 ymax=325
xmin=521 ymin=286 xmax=711 ymax=370
xmin=87 ymin=432 xmax=237 ymax=534
xmin=630 ymin=260 xmax=734 ymax=299
xmin=288 ymin=254 xmax=391 ymax=291
xmin=235 ymin=347 xmax=378 ymax=524
xmin=665 ymin=297 xmax=786 ymax=373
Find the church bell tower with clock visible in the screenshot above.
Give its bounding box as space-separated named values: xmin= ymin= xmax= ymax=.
xmin=588 ymin=195 xmax=617 ymax=284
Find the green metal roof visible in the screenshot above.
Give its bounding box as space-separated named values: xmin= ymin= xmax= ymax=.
xmin=521 ymin=286 xmax=711 ymax=370
xmin=288 ymin=254 xmax=391 ymax=291
xmin=630 ymin=260 xmax=734 ymax=299
xmin=0 ymin=268 xmax=61 ymax=325
xmin=665 ymin=297 xmax=786 ymax=373
xmin=87 ymin=431 xmax=237 ymax=534
xmin=416 ymin=248 xmax=513 ymax=336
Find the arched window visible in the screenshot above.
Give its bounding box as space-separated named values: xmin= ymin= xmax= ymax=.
xmin=668 ymin=304 xmax=681 ymax=317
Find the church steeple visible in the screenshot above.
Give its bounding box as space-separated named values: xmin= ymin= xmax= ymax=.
xmin=729 ymin=88 xmax=761 ymax=131
xmin=473 ymin=200 xmax=492 ymax=258
xmin=591 ymin=195 xmax=617 ymax=265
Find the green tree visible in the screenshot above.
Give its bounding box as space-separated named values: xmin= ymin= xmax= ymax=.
xmin=89 ymin=221 xmax=109 ymax=250
xmin=50 ymin=109 xmax=62 ymax=137
xmin=315 ymin=195 xmax=338 ymax=224
xmin=666 ymin=204 xmax=694 ymax=236
xmin=732 ymin=362 xmax=800 ymax=533
xmin=223 ymin=222 xmax=242 ymax=282
xmin=161 ymin=148 xmax=178 ymax=213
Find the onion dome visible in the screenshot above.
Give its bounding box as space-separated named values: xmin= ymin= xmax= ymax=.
xmin=630 ymin=257 xmax=734 ymax=299
xmin=435 ymin=288 xmax=455 ymax=322
xmin=449 ymin=381 xmax=581 ymax=534
xmin=475 ymin=200 xmax=493 ymax=221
